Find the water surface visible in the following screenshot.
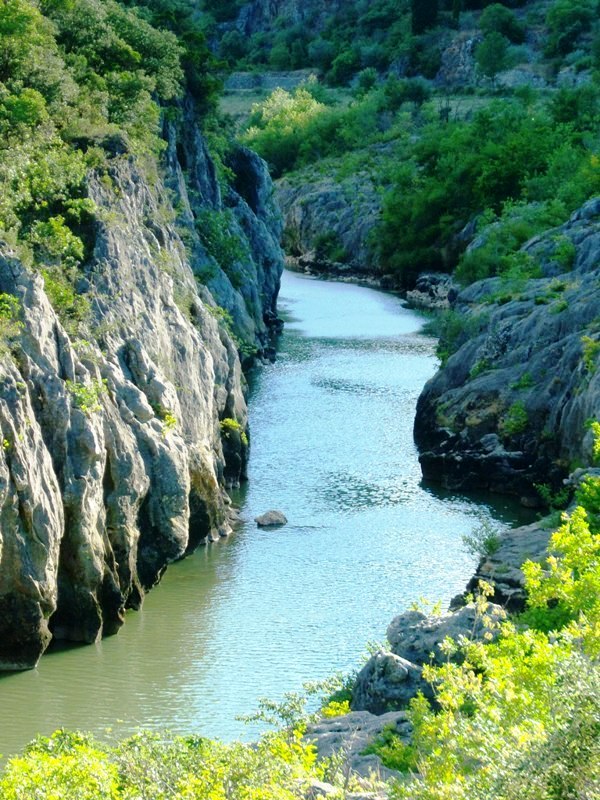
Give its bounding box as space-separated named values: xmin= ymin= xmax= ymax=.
xmin=0 ymin=270 xmax=530 ymax=756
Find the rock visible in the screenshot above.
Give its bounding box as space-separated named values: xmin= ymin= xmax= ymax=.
xmin=233 ymin=0 xmax=345 ymax=36
xmin=351 ymin=651 xmax=422 ymax=715
xmin=255 ymin=510 xmax=288 ymax=527
xmin=307 ymin=710 xmax=410 ymax=781
xmin=406 ymin=272 xmax=458 ymax=310
xmin=305 ymin=780 xmax=338 ymax=798
xmin=386 ymin=603 xmax=505 ymax=666
xmin=436 ymin=32 xmax=481 ymax=87
xmin=276 ymin=157 xmax=386 ymax=280
xmin=0 ymin=94 xmax=284 ymax=670
xmin=414 ymin=196 xmax=600 ymax=498
xmin=351 ymin=603 xmax=504 ymax=714
xmin=461 ymin=520 xmax=551 ymax=610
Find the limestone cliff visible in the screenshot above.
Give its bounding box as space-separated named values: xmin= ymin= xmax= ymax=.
xmin=276 ymin=163 xmax=382 ymax=280
xmin=234 ymin=0 xmax=345 ymax=36
xmin=414 ymin=197 xmax=600 ymax=501
xmin=0 ymin=106 xmax=284 ymax=670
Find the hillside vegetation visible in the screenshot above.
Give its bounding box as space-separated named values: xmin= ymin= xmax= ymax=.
xmin=0 ymin=0 xmax=220 ymax=271
xmin=235 ymin=0 xmax=599 ymax=286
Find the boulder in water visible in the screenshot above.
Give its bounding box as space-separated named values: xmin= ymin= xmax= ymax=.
xmin=255 ymin=510 xmax=288 ymax=527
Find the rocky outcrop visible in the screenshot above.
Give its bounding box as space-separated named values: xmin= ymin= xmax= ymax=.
xmin=415 ymin=197 xmax=600 ymax=500
xmin=0 ymin=104 xmax=284 ymax=670
xmin=234 ymin=0 xmax=344 ymax=36
xmin=436 ymin=32 xmax=481 ymax=87
xmin=277 ymin=163 xmax=383 ymax=280
xmin=307 ymin=710 xmax=410 ymax=782
xmin=351 ymin=603 xmax=505 ymax=715
xmin=405 ymin=272 xmax=458 ymax=310
xmin=461 ymin=520 xmax=551 ymax=611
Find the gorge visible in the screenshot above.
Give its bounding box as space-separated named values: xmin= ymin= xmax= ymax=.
xmin=1 ymin=0 xmax=599 ymax=794
xmin=0 ymin=268 xmax=531 ymax=758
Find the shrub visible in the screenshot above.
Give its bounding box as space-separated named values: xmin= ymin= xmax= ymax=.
xmin=501 ymin=400 xmax=528 ymax=436
xmin=66 ymin=378 xmax=107 ymax=414
xmin=476 ymin=32 xmax=511 ymax=80
xmin=545 ymin=0 xmax=598 ymax=56
xmin=479 ymin=3 xmax=525 ymax=43
xmin=463 ymin=518 xmax=502 ymax=558
xmin=0 ymin=293 xmax=23 ymax=353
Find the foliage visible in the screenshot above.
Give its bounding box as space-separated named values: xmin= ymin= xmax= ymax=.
xmin=0 ymin=728 xmax=320 ymax=800
xmin=544 ymin=0 xmax=599 ymax=56
xmin=0 ymin=0 xmax=224 ymax=351
xmin=320 ymin=699 xmax=351 ymax=718
xmin=378 ymin=91 xmax=600 ymax=286
xmin=423 ymin=309 xmax=487 ymax=366
xmin=479 ymin=4 xmax=525 ymax=43
xmin=582 ymin=334 xmax=600 ymax=373
xmin=220 ymin=417 xmax=248 ymax=447
xmin=65 ymin=378 xmax=107 ymax=414
xmin=500 ymin=400 xmax=528 ymax=436
xmin=0 ymin=292 xmax=23 ymax=353
xmin=42 ymin=268 xmax=91 ymax=336
xmin=195 ymin=209 xmax=248 ymax=273
xmin=362 ymin=724 xmax=417 ymax=772
xmin=462 ymin=518 xmax=501 ymax=559
xmin=476 ymin=32 xmax=511 ymax=80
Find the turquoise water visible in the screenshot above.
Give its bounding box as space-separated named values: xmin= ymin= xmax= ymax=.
xmin=0 ymin=270 xmax=530 ymax=757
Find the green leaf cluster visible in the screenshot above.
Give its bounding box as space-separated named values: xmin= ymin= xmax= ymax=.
xmin=0 ymin=728 xmax=320 ymax=800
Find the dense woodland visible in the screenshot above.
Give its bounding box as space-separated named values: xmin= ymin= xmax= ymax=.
xmin=0 ymin=0 xmax=600 ymax=796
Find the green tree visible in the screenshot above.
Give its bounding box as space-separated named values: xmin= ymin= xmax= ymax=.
xmin=476 ymin=31 xmax=510 ymax=82
xmin=479 ymin=3 xmax=525 ymax=43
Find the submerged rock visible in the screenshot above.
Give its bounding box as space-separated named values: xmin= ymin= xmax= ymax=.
xmin=255 ymin=510 xmax=288 ymax=527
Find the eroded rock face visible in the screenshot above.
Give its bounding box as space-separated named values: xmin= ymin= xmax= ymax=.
xmin=276 ymin=166 xmax=383 ymax=280
xmin=234 ymin=0 xmax=344 ymax=36
xmin=415 ymin=197 xmax=600 ymax=499
xmin=0 ymin=108 xmax=284 ymax=670
xmin=352 ymin=603 xmax=504 ymax=714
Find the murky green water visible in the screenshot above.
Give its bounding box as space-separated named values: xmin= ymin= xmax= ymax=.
xmin=0 ymin=270 xmax=531 ymax=757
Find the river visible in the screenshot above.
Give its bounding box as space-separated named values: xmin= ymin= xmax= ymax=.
xmin=0 ymin=270 xmax=530 ymax=757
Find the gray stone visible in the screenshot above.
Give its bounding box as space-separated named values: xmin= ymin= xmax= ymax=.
xmin=305 ymin=780 xmax=338 ymax=798
xmin=255 ymin=510 xmax=288 ymax=527
xmin=351 ymin=603 xmax=504 ymax=714
xmin=307 ymin=710 xmax=410 ymax=782
xmin=415 ymin=195 xmax=600 ymax=499
xmin=0 ymin=95 xmax=284 ymax=670
xmin=351 ymin=651 xmax=421 ymax=715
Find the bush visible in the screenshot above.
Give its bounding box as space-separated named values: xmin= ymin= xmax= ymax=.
xmin=501 ymin=400 xmax=528 ymax=436
xmin=479 ymin=3 xmax=525 ymax=43
xmin=327 ymin=48 xmax=362 ymax=86
xmin=545 ymin=0 xmax=598 ymax=56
